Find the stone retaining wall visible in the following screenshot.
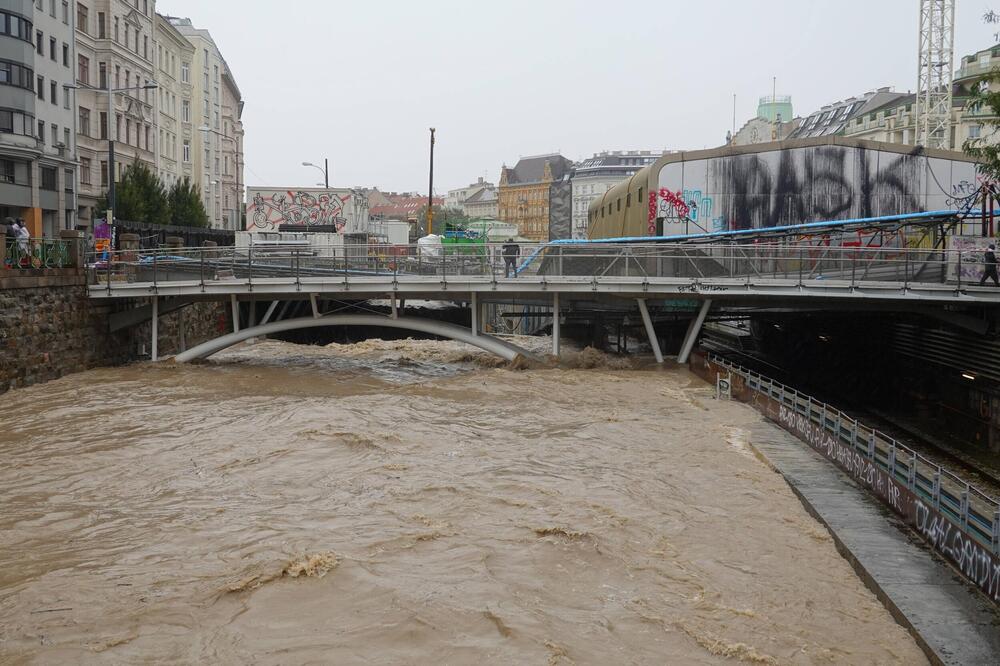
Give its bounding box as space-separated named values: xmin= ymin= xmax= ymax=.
xmin=0 ymin=270 xmax=227 ymax=393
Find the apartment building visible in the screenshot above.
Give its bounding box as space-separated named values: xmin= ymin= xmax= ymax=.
xmin=153 ymin=11 xmax=190 ymax=190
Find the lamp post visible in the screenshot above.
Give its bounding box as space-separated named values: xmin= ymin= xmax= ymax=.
xmin=200 ymin=125 xmax=241 ymax=229
xmin=302 ymin=159 xmax=329 ymax=188
xmin=68 ymin=81 xmax=158 ymax=226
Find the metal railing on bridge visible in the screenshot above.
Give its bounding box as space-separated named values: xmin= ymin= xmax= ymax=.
xmin=86 ymin=241 xmax=993 ymax=292
xmin=709 ymin=353 xmax=1000 ymax=555
xmin=3 ymin=238 xmax=71 ymax=270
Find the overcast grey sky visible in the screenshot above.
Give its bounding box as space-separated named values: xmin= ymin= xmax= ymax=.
xmin=160 ymin=0 xmax=997 ymax=194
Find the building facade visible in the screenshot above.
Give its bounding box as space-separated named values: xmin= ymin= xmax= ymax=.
xmin=153 ymin=12 xmax=191 ymax=191
xmin=166 ymin=16 xmax=242 ymax=230
xmin=462 ymin=184 xmax=497 ymax=219
xmin=74 ymin=0 xmax=157 ymax=227
xmin=220 ymin=65 xmax=242 ymax=228
xmin=0 ymin=0 xmax=77 ymax=236
xmin=497 ymin=153 xmax=572 ymax=242
xmin=444 ymin=177 xmax=492 ymax=211
xmin=570 ymin=151 xmax=661 ymax=239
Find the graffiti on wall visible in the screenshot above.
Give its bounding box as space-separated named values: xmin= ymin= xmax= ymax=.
xmin=647 ymin=145 xmax=979 ymax=238
xmin=247 ymin=190 xmax=352 ymax=232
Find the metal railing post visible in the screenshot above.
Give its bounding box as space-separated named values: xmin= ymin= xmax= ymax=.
xmin=908 ymin=452 xmax=917 ymax=491
xmin=798 ymin=247 xmax=804 ymax=286
xmin=851 ymin=251 xmax=856 ymax=287
xmin=957 ymin=251 xmax=963 ymax=291
xmin=248 ymin=245 xmax=253 ymax=286
xmin=888 ymin=443 xmax=896 ymax=477
xmin=932 ymin=467 xmax=941 ymax=510
xmin=960 ymin=484 xmax=970 ymax=529
xmin=152 ymin=248 xmax=158 ymax=289
xmin=106 ymin=248 xmax=112 ymax=295
xmin=904 ymin=249 xmax=910 ymax=290
xmin=993 ymin=508 xmax=1000 ymax=555
xmin=200 ymin=248 xmax=205 ymax=288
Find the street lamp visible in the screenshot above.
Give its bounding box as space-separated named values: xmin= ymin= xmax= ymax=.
xmin=302 ymin=159 xmax=329 ymax=188
xmin=70 ymin=81 xmax=158 ymax=225
xmin=200 ymin=125 xmax=239 ymax=229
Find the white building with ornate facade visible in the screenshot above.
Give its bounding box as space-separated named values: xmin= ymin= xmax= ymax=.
xmin=153 ymin=13 xmax=191 ymax=191
xmin=74 ymin=0 xmax=157 ymax=226
xmin=571 ymin=151 xmax=663 ymax=239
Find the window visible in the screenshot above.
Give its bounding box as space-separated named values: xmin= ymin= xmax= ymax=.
xmin=41 ymin=166 xmax=56 ymax=190
xmin=115 ymin=64 xmax=120 ymax=88
xmin=115 ymin=113 xmax=120 ymax=140
xmin=182 ymin=99 xmax=190 ymax=122
xmin=181 ymin=61 xmax=189 ymax=82
xmin=64 ymin=168 xmax=73 ymax=192
xmin=77 ymin=55 xmax=88 ymax=85
xmin=99 ymin=62 xmax=106 ymax=89
xmin=1 ymin=159 xmax=16 ymax=183
xmin=0 ymin=110 xmax=12 ymax=133
xmin=78 ymin=106 xmax=90 ymax=136
xmin=145 ymin=125 xmax=150 ymax=151
xmin=203 ymin=71 xmax=208 ymax=88
xmin=182 ymin=139 xmax=190 ymax=162
xmin=49 ymin=37 xmax=56 ymax=60
xmin=50 ymin=123 xmax=56 ymax=145
xmin=36 ymin=29 xmax=42 ymax=55
xmin=37 ymin=119 xmax=44 ymax=142
xmin=202 ymin=99 xmax=208 ymax=116
xmin=214 ymin=157 xmax=219 ymax=174
xmin=100 ymin=160 xmax=107 ymax=187
xmin=63 ymin=85 xmax=69 ymax=109
xmin=63 ymin=126 xmax=69 ymax=147
xmin=125 ymin=118 xmax=130 ymax=145
xmin=124 ymin=23 xmax=128 ymax=47
xmin=62 ymin=43 xmax=68 ymax=67
xmin=0 ymin=60 xmax=35 ymax=91
xmin=49 ymin=79 xmax=56 ymax=104
xmin=37 ymin=75 xmax=43 ymax=100
xmin=97 ymin=11 xmax=105 ymax=37
xmin=114 ymin=17 xmax=118 ymax=42
xmin=49 ymin=0 xmax=55 ymax=17
xmin=224 ymin=155 xmax=229 ymax=174
xmin=62 ymin=1 xmax=68 ymax=23
xmin=981 ymin=53 xmax=991 ymax=68
xmin=99 ymin=111 xmax=106 ymax=139
xmin=970 ymin=124 xmax=983 ymax=139
xmin=1 ymin=12 xmax=32 ymax=42
xmin=143 ymin=35 xmax=147 ymax=59
xmin=76 ymin=3 xmax=88 ymax=34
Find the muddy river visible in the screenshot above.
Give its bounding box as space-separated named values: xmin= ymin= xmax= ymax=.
xmin=0 ymin=339 xmax=926 ymax=664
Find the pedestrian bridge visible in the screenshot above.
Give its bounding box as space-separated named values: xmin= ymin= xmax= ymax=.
xmin=87 ymin=240 xmax=1000 ymax=362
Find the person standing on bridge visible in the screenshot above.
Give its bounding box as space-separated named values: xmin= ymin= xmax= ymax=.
xmin=981 ymin=243 xmax=999 ymax=287
xmin=502 ymin=238 xmax=520 ymax=278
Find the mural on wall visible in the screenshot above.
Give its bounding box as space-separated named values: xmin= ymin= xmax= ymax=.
xmin=246 ymin=189 xmax=353 ymax=232
xmin=652 ymin=145 xmax=978 ymax=237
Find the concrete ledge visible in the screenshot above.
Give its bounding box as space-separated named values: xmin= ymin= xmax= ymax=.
xmin=0 ymin=269 xmax=85 ymax=290
xmin=749 ymin=423 xmax=1000 ymax=666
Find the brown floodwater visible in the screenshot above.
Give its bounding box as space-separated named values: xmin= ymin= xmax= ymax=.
xmin=0 ymin=339 xmax=926 ymax=665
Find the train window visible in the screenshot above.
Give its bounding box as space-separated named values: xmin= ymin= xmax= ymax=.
xmin=626 ymin=193 xmax=631 ymax=207
xmin=639 ymin=187 xmax=643 ymax=203
xmin=617 ymin=199 xmax=621 ymax=212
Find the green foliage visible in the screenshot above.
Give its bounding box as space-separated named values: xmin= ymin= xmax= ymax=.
xmin=96 ymin=163 xmax=210 ymax=228
xmin=168 ymin=177 xmax=210 ymax=228
xmin=963 ymin=11 xmax=1000 ymax=182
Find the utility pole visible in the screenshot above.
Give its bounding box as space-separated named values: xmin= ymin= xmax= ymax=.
xmin=324 ymin=157 xmax=329 ymax=188
xmin=427 ymin=127 xmax=436 ymax=235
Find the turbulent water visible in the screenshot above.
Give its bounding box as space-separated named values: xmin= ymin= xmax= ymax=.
xmin=0 ymin=338 xmax=926 ymax=665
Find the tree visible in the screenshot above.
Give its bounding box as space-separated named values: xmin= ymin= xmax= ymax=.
xmin=417 ymin=205 xmax=469 ymax=233
xmin=96 ymin=161 xmax=170 ymax=225
xmin=963 ymin=11 xmax=1000 ymax=182
xmin=168 ymin=177 xmax=211 ymax=228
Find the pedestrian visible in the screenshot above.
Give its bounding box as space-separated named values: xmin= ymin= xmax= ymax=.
xmin=502 ymin=237 xmax=520 ymax=278
xmin=982 ymin=243 xmax=999 ymax=287
xmin=15 ymin=218 xmax=28 ymax=254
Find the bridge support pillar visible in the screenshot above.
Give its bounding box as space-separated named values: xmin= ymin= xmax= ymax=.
xmin=259 ymin=300 xmax=280 ymax=326
xmin=677 ymin=299 xmax=712 ymax=365
xmin=471 ymin=292 xmax=479 ymax=337
xmin=230 ymin=294 xmax=240 ymax=333
xmin=552 ymin=292 xmax=561 ymax=357
xmin=637 ymin=298 xmax=663 ymax=364
xmin=151 ymin=296 xmax=159 ymax=362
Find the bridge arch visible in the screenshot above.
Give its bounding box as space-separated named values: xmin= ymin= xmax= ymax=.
xmin=173 ymin=314 xmax=536 ymax=363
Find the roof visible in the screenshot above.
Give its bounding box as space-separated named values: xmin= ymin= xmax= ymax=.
xmin=789 ymin=88 xmax=909 ymax=139
xmin=464 ymin=187 xmax=497 ymax=204
xmin=504 ymin=153 xmax=573 ymax=185
xmin=370 ymin=193 xmax=443 ymax=219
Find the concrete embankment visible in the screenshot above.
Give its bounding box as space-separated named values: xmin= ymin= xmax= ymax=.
xmin=0 ymin=269 xmax=225 ymax=393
